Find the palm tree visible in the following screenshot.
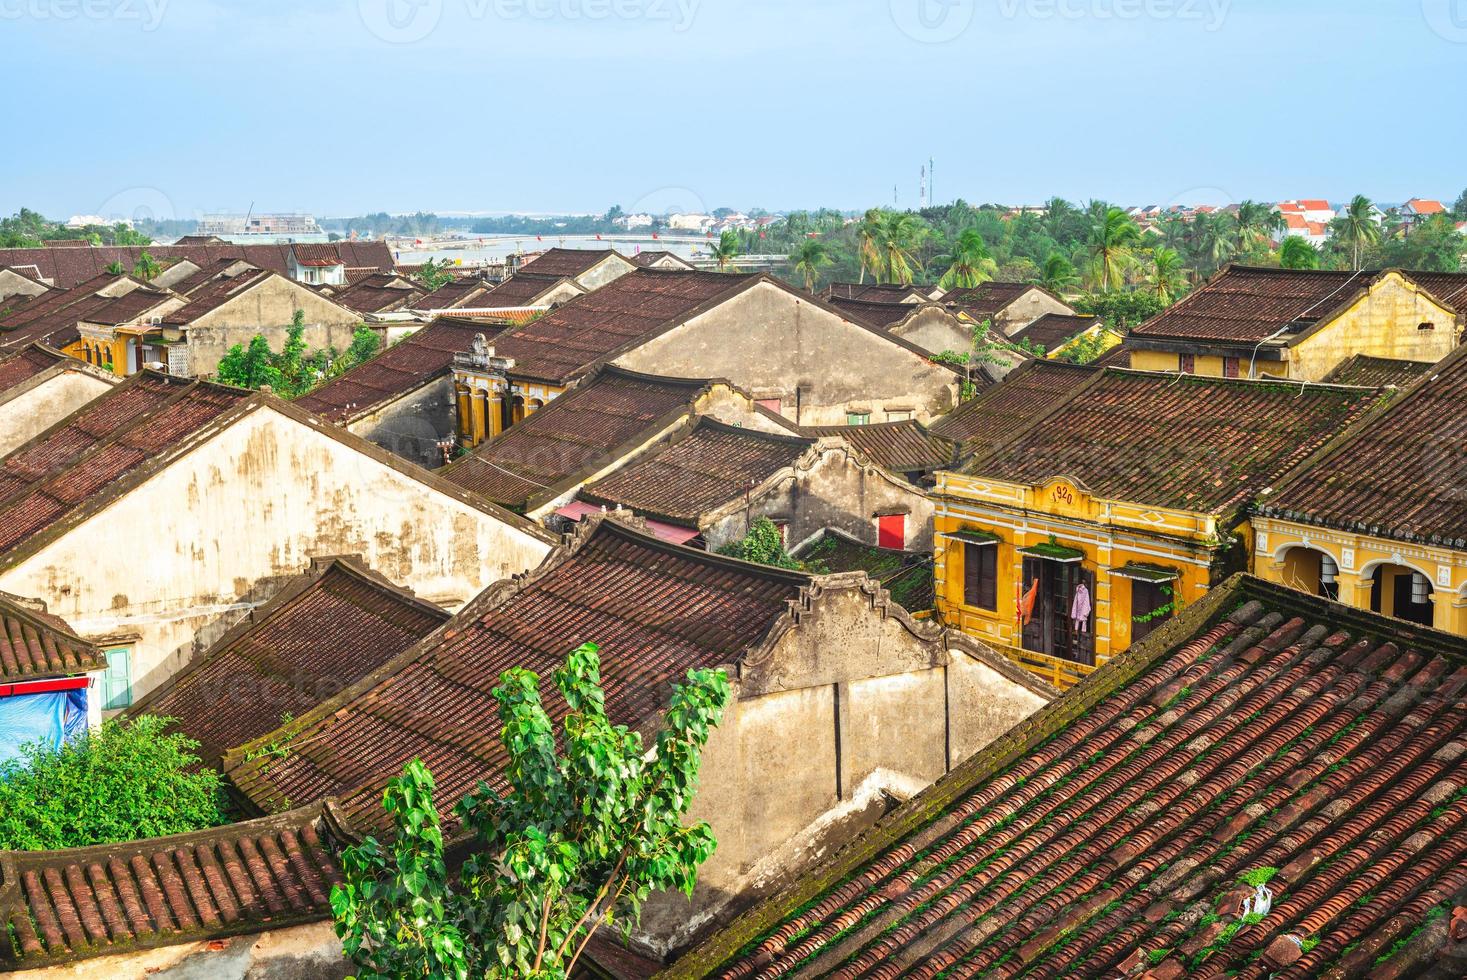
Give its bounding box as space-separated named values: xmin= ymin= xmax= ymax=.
xmin=855 ymin=209 xmax=885 ymax=284
xmin=870 ymin=211 xmax=928 ymax=284
xmin=707 ymin=230 xmax=740 ymax=272
xmin=1086 ymin=206 xmax=1141 ymax=291
xmin=1036 ymin=252 xmax=1080 ymax=295
xmin=1337 ymin=194 xmax=1381 ymax=270
xmin=934 ymin=228 xmax=996 ymax=289
xmin=1234 ymin=200 xmax=1279 ymax=255
xmin=1192 ymin=212 xmax=1237 ymax=276
xmin=1144 ymin=247 xmax=1189 ymax=304
xmin=1279 ymin=236 xmax=1320 ymax=270
xmin=131 ymin=251 xmax=161 ymax=282
xmin=788 ymin=238 xmax=831 ymax=292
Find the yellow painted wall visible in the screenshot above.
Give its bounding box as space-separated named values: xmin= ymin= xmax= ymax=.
xmin=1128 ymin=349 xmax=1287 ymax=378
xmin=934 ymin=473 xmax=1225 ymax=677
xmin=1253 ymin=517 xmax=1466 ymax=636
xmin=1290 ymin=272 xmax=1458 ymax=380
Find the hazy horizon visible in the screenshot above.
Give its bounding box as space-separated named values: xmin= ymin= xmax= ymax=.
xmin=6 ymin=0 xmax=1466 ymax=222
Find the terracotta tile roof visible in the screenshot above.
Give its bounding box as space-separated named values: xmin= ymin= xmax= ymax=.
xmin=1259 ymin=344 xmax=1467 ymax=548
xmin=1129 ymin=265 xmax=1381 ymax=344
xmin=801 ymin=419 xmax=956 ymax=474
xmin=1405 ymin=198 xmax=1447 ymax=215
xmin=0 ymin=591 xmax=103 ymax=681
xmin=672 ymin=574 xmax=1467 ymax=980
xmin=580 ymin=418 xmax=814 ymax=526
xmin=295 ymin=317 xmax=495 ymax=423
xmin=124 ymin=558 xmax=448 ymax=770
xmin=0 ymin=803 xmax=352 ymax=968
xmin=165 ymin=258 xmax=257 ymax=297
xmin=964 ymin=369 xmax=1381 ymax=520
xmin=1009 ymin=312 xmax=1101 ymax=353
xmin=0 ymin=275 xmax=155 ymax=349
xmin=328 ymin=277 xmax=423 ymax=314
xmin=927 ymin=360 xmax=1097 ymax=453
xmin=1400 ymin=271 xmax=1467 ymax=311
xmin=0 ymin=374 xmax=251 ymax=562
xmin=75 ymin=288 xmax=173 ymax=328
xmin=223 ymin=518 xmax=810 ymax=828
xmin=0 ymin=344 xmax=69 ymax=394
xmin=941 ymin=281 xmax=1047 ymax=319
xmin=288 ymin=243 xmax=343 ymax=268
xmin=824 ymin=283 xmax=928 ymax=303
xmin=493 ymin=269 xmax=756 ymax=385
xmin=159 ymin=270 xmax=276 ymax=325
xmin=411 ymin=277 xmax=491 ymax=311
xmin=440 ymin=365 xmax=717 ymax=509
xmin=792 ymin=529 xmax=934 ymax=612
xmin=516 ymin=246 xmax=621 ymax=279
xmin=1319 ymin=353 xmax=1437 ymax=388
xmin=0 ymin=242 xmax=394 ymax=289
xmin=631 ymin=250 xmax=692 ymax=269
xmin=826 ymin=296 xmax=922 ymax=329
xmin=474 ymin=272 xmax=575 ymax=308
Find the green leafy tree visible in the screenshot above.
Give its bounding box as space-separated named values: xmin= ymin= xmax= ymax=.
xmin=934 ymin=228 xmax=997 ymax=289
xmin=105 ymin=260 xmax=125 ymax=275
xmin=1073 ymin=290 xmax=1166 ymax=330
xmin=339 ymin=325 xmax=382 ymax=373
xmin=1233 ymin=200 xmax=1281 ymax=256
xmin=414 ymin=258 xmax=457 ymax=291
xmin=716 ymin=517 xmax=802 ymax=570
xmin=1383 ymin=214 xmax=1463 ymax=272
xmin=215 ymin=334 xmax=284 ymax=390
xmin=788 ymin=238 xmax=831 ymax=292
xmin=1143 ymin=247 xmax=1189 ymax=304
xmin=1279 ymin=235 xmax=1320 ymax=270
xmin=0 ymin=716 xmax=227 ymax=850
xmin=1335 ymin=195 xmax=1382 ymax=270
xmin=331 ymin=643 xmax=730 ymax=980
xmin=131 ymin=250 xmax=162 ymax=281
xmin=1086 ymin=206 xmax=1141 ymax=291
xmin=1036 ymin=252 xmax=1080 ymax=295
xmin=707 ymin=230 xmax=741 ymax=272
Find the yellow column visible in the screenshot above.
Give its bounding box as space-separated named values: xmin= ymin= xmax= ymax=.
xmin=488 ymin=392 xmax=505 ymax=439
xmin=455 ymin=386 xmax=472 ymax=441
xmin=470 ymin=391 xmax=487 ymax=446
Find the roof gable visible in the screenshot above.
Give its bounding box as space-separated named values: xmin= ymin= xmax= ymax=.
xmin=0 ymin=591 xmax=103 ymax=681
xmin=516 ymin=247 xmax=630 ymax=280
xmin=671 ymin=574 xmax=1467 ymax=978
xmin=224 ymin=518 xmax=811 ymax=827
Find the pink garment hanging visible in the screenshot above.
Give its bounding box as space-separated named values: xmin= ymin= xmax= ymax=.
xmin=1070 ymin=582 xmax=1092 ymax=633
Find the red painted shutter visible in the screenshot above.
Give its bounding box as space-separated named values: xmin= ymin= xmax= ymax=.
xmin=757 ymin=398 xmax=782 ymax=414
xmin=878 ymin=514 xmax=905 ymax=549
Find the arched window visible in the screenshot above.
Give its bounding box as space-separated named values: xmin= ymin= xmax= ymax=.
xmin=1368 ymin=563 xmax=1434 ymax=627
xmin=1280 ymin=546 xmax=1338 ymax=601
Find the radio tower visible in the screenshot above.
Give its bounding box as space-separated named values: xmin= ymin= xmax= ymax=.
xmin=920 ymin=164 xmax=928 ymax=210
xmin=930 ymin=157 xmax=935 ymax=206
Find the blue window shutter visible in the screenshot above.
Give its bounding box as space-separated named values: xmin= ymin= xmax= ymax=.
xmin=103 ymin=648 xmax=132 ymax=710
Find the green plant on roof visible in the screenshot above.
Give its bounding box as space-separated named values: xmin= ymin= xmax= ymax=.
xmin=716 ymin=517 xmax=804 ymax=571
xmin=331 ymin=642 xmax=730 ymax=980
xmin=0 ymin=715 xmax=227 ymax=850
xmin=1238 ymin=867 xmax=1279 ymax=887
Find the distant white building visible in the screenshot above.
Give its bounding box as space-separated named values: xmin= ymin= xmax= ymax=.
xmin=667 ymin=212 xmax=714 ymax=232
xmin=66 ymin=214 xmax=130 ymax=229
xmin=614 ymin=213 xmax=654 ymax=230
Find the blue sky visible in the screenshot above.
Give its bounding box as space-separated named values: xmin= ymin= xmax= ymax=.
xmin=4 ymin=0 xmax=1465 ymax=220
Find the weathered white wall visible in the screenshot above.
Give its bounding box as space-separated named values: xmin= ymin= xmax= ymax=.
xmin=0 ymin=405 xmax=552 ymax=701
xmin=613 ymin=282 xmax=959 ymax=425
xmin=183 ymin=276 xmax=362 ymax=378
xmin=0 ymin=370 xmax=114 ymax=456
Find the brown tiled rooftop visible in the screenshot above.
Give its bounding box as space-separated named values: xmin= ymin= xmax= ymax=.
xmin=516 ymin=246 xmax=622 ymax=279
xmin=793 ymin=529 xmax=935 ymax=613
xmin=295 ymin=316 xmax=494 ymax=423
xmin=160 ymin=269 xmax=277 ymax=325
xmin=1260 ymin=343 xmax=1467 ymax=548
xmin=964 ymin=369 xmax=1381 ymax=520
xmin=1320 ymin=353 xmax=1437 ymax=389
xmin=826 ymin=296 xmax=923 ymax=329
xmin=0 ymin=591 xmax=103 ymax=681
xmin=328 ymin=276 xmax=422 ymax=314
xmin=0 ymin=344 xmax=69 ymax=394
xmin=941 ymin=281 xmax=1047 ymax=318
xmin=927 ymin=359 xmax=1097 ymax=452
xmin=580 ymin=417 xmax=814 ymax=526
xmin=493 ymin=269 xmax=756 ymax=384
xmin=289 ymin=243 xmax=343 ymax=267
xmin=440 ymin=365 xmax=717 ymax=509
xmin=0 ymin=275 xmax=161 ymax=349
xmin=411 ymin=276 xmax=490 ymax=311
xmin=802 ymin=419 xmax=956 ymax=475
xmin=0 ymin=242 xmax=393 ymax=289
xmin=474 ymin=272 xmax=576 ymax=308
xmin=0 ymin=373 xmax=250 ymax=562
xmin=224 ymin=518 xmax=810 ymax=829
xmin=1009 ymin=312 xmax=1101 ymax=353
xmin=0 ymin=804 xmax=350 ymax=968
xmin=672 ymin=574 xmax=1467 ymax=980
xmin=1129 ymin=266 xmax=1380 ymax=344
xmin=1401 ymin=271 xmax=1467 ymax=311
xmin=124 ymin=557 xmax=448 ymax=770
xmin=824 ymin=282 xmax=928 ymax=303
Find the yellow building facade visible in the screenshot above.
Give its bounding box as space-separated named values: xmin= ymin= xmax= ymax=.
xmin=1252 ymin=517 xmax=1466 ymax=637
xmin=934 ymin=471 xmax=1232 ymax=687
xmin=1127 ymin=271 xmax=1459 ymax=381
xmin=451 ymin=336 xmax=568 ymax=448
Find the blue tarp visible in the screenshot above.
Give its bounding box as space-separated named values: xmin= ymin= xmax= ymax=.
xmin=0 ymin=688 xmax=89 ymax=768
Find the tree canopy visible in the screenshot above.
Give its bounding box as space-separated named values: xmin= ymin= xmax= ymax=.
xmin=330 ymin=643 xmax=730 ymax=979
